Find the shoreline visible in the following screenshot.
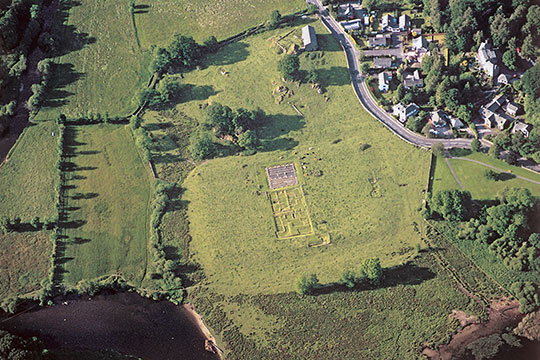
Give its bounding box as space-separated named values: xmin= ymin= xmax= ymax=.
xmin=183 ymin=303 xmax=225 ymax=359
xmin=423 ymin=298 xmax=525 ymax=359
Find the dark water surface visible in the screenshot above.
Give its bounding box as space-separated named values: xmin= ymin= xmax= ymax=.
xmin=0 ymin=292 xmax=219 ymax=360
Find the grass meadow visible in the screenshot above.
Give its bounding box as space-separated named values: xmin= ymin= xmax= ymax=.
xmin=155 ymin=19 xmax=491 ymax=358
xmin=432 ymin=152 xmax=540 ymax=199
xmin=36 ymin=0 xmax=151 ymax=120
xmin=134 ymin=0 xmax=306 ymax=47
xmin=180 ymin=20 xmax=431 ymax=296
xmin=61 ymin=124 xmax=152 ymax=285
xmin=0 ymin=231 xmax=52 ymax=298
xmin=0 ymin=121 xmax=58 ymax=220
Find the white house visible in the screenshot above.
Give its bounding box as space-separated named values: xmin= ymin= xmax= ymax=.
xmin=512 ymin=121 xmax=533 ymax=137
xmin=412 ymin=36 xmax=428 ymax=51
xmin=399 ymin=14 xmax=411 ymax=30
xmin=393 ymin=103 xmax=420 ymax=123
xmin=431 ymin=110 xmax=447 ymax=127
xmin=381 ymin=14 xmax=398 ymax=31
xmin=497 ymin=73 xmax=510 ymax=86
xmin=477 ymin=41 xmax=499 ymax=78
xmin=302 ymin=25 xmax=318 ymax=51
xmin=379 ymin=72 xmax=390 ymax=92
xmin=480 ymin=94 xmax=513 ymax=129
xmin=449 ymin=117 xmax=465 ymax=129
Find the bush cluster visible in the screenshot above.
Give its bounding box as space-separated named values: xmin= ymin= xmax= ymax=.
xmin=147 ymin=181 xmax=183 ymax=303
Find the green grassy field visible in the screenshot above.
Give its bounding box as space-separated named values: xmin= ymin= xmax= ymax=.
xmin=180 ymin=20 xmax=431 ymax=296
xmin=134 ymin=0 xmax=306 ymax=47
xmin=61 ymin=124 xmax=151 ymax=285
xmin=0 ymin=121 xmax=58 ymax=220
xmin=0 ymin=231 xmax=52 ymax=299
xmin=432 ymin=152 xmax=540 ymax=199
xmin=36 ymin=0 xmax=151 ymax=120
xmin=153 ymin=19 xmax=494 ymax=359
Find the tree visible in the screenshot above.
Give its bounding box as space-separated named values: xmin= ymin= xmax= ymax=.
xmin=278 ymin=54 xmax=300 ymax=80
xmin=521 ymin=63 xmax=540 ymax=98
xmin=490 ymin=7 xmax=510 ymax=48
xmin=430 ymin=189 xmax=472 ymax=221
xmin=358 ymin=258 xmax=382 ymax=285
xmin=295 ymin=274 xmax=319 ymax=295
xmin=503 ymin=49 xmax=518 ymax=71
xmin=305 ymin=69 xmax=319 ymax=84
xmin=431 ymin=142 xmax=444 ymax=156
xmin=485 ymin=169 xmax=498 ymax=180
xmin=406 ymin=116 xmax=423 ymax=132
xmin=189 ymin=132 xmax=216 ymax=161
xmin=150 ymin=47 xmax=172 ymax=74
xmin=457 ymin=104 xmax=472 ymax=124
xmin=498 ymin=187 xmax=534 ymax=210
xmin=167 ymin=34 xmax=199 ymax=69
xmin=521 ymin=35 xmax=536 ymax=60
xmin=444 ymin=88 xmax=460 ymax=112
xmin=488 ymin=143 xmax=501 ymax=158
xmin=156 ymin=75 xmax=182 ymax=103
xmin=362 ymin=0 xmax=379 ymax=12
xmin=430 ymin=0 xmax=442 ymax=31
xmin=435 ymin=77 xmax=450 ymax=108
xmin=471 ymin=138 xmax=481 ymax=152
xmin=360 ymin=61 xmax=370 ymax=74
xmin=130 ymin=115 xmax=141 ymax=130
xmin=340 ymin=270 xmax=356 ymax=288
xmin=268 ymin=10 xmax=281 ymax=29
xmin=203 ymin=35 xmax=218 ymax=53
xmin=395 ymin=84 xmax=405 ymax=102
xmin=206 ymin=102 xmax=234 ymax=136
xmin=237 ymin=130 xmax=259 ymax=150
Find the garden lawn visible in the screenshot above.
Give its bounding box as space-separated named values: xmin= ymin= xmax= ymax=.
xmin=181 ymin=20 xmax=431 ymax=296
xmin=62 ymin=124 xmax=152 ymax=285
xmin=432 ymin=152 xmax=540 ymax=199
xmin=37 ymin=0 xmax=151 ymax=120
xmin=134 ymin=0 xmax=306 ymax=47
xmin=0 ymin=231 xmax=52 ymax=299
xmin=0 ymin=121 xmax=58 ymax=220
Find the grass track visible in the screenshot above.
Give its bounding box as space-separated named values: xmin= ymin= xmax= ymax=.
xmin=62 ymin=124 xmax=151 ymax=285
xmin=0 ymin=121 xmax=58 ymax=220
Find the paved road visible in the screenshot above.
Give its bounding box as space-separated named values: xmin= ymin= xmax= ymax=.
xmin=307 ymin=0 xmax=476 ymax=149
xmin=451 ymin=157 xmax=540 ymax=186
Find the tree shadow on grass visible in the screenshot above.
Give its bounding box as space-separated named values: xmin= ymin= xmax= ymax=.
xmin=42 ymin=63 xmax=85 ymax=109
xmin=205 ymin=42 xmax=250 ymax=67
xmin=147 ymin=85 xmax=218 ymax=111
xmin=315 ymin=66 xmax=353 ymax=87
xmin=133 ymin=4 xmax=149 ymax=14
xmin=52 ymin=1 xmax=96 ymax=57
xmin=315 ymin=33 xmax=344 ymax=52
xmin=311 ymin=262 xmax=435 ymax=296
xmin=258 ymin=113 xmax=304 ymax=152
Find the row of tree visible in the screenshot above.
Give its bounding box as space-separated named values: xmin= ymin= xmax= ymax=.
xmin=295 ymin=258 xmax=383 ymax=295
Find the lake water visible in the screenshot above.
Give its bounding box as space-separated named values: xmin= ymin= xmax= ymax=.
xmin=0 ymin=292 xmax=219 ymax=360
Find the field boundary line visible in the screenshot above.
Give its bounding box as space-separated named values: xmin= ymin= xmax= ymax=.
xmin=125 ymin=126 xmax=154 ymax=286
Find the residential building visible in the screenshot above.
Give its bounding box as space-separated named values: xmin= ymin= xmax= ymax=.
xmin=449 ymin=117 xmax=465 ymax=128
xmin=477 ymin=41 xmax=499 ymax=78
xmin=373 ymin=57 xmax=392 ymax=69
xmin=480 ymin=95 xmax=513 ymax=129
xmin=497 ymin=73 xmax=510 ymax=86
xmin=393 ymin=103 xmax=420 ymax=123
xmin=381 ymin=14 xmax=398 ymax=31
xmin=342 ymin=20 xmax=363 ymax=31
xmin=379 ymin=72 xmax=390 ymax=92
xmin=403 ymin=70 xmax=423 ymax=89
xmin=399 ymin=14 xmax=411 ymax=30
xmin=512 ymin=121 xmax=533 ymax=137
xmin=506 ymin=102 xmax=522 ymax=116
xmin=412 ymin=36 xmax=428 ymax=51
xmin=368 ymin=34 xmax=390 ymax=47
xmin=302 ymin=25 xmax=318 ymax=51
xmin=431 ymin=110 xmax=447 ymax=127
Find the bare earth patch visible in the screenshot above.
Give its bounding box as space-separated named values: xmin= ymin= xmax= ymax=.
xmin=423 ymin=298 xmax=524 ymax=360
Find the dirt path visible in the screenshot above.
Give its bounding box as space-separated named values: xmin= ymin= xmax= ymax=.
xmin=423 ymin=298 xmax=525 ymax=360
xmin=445 ymin=158 xmax=465 ymax=190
